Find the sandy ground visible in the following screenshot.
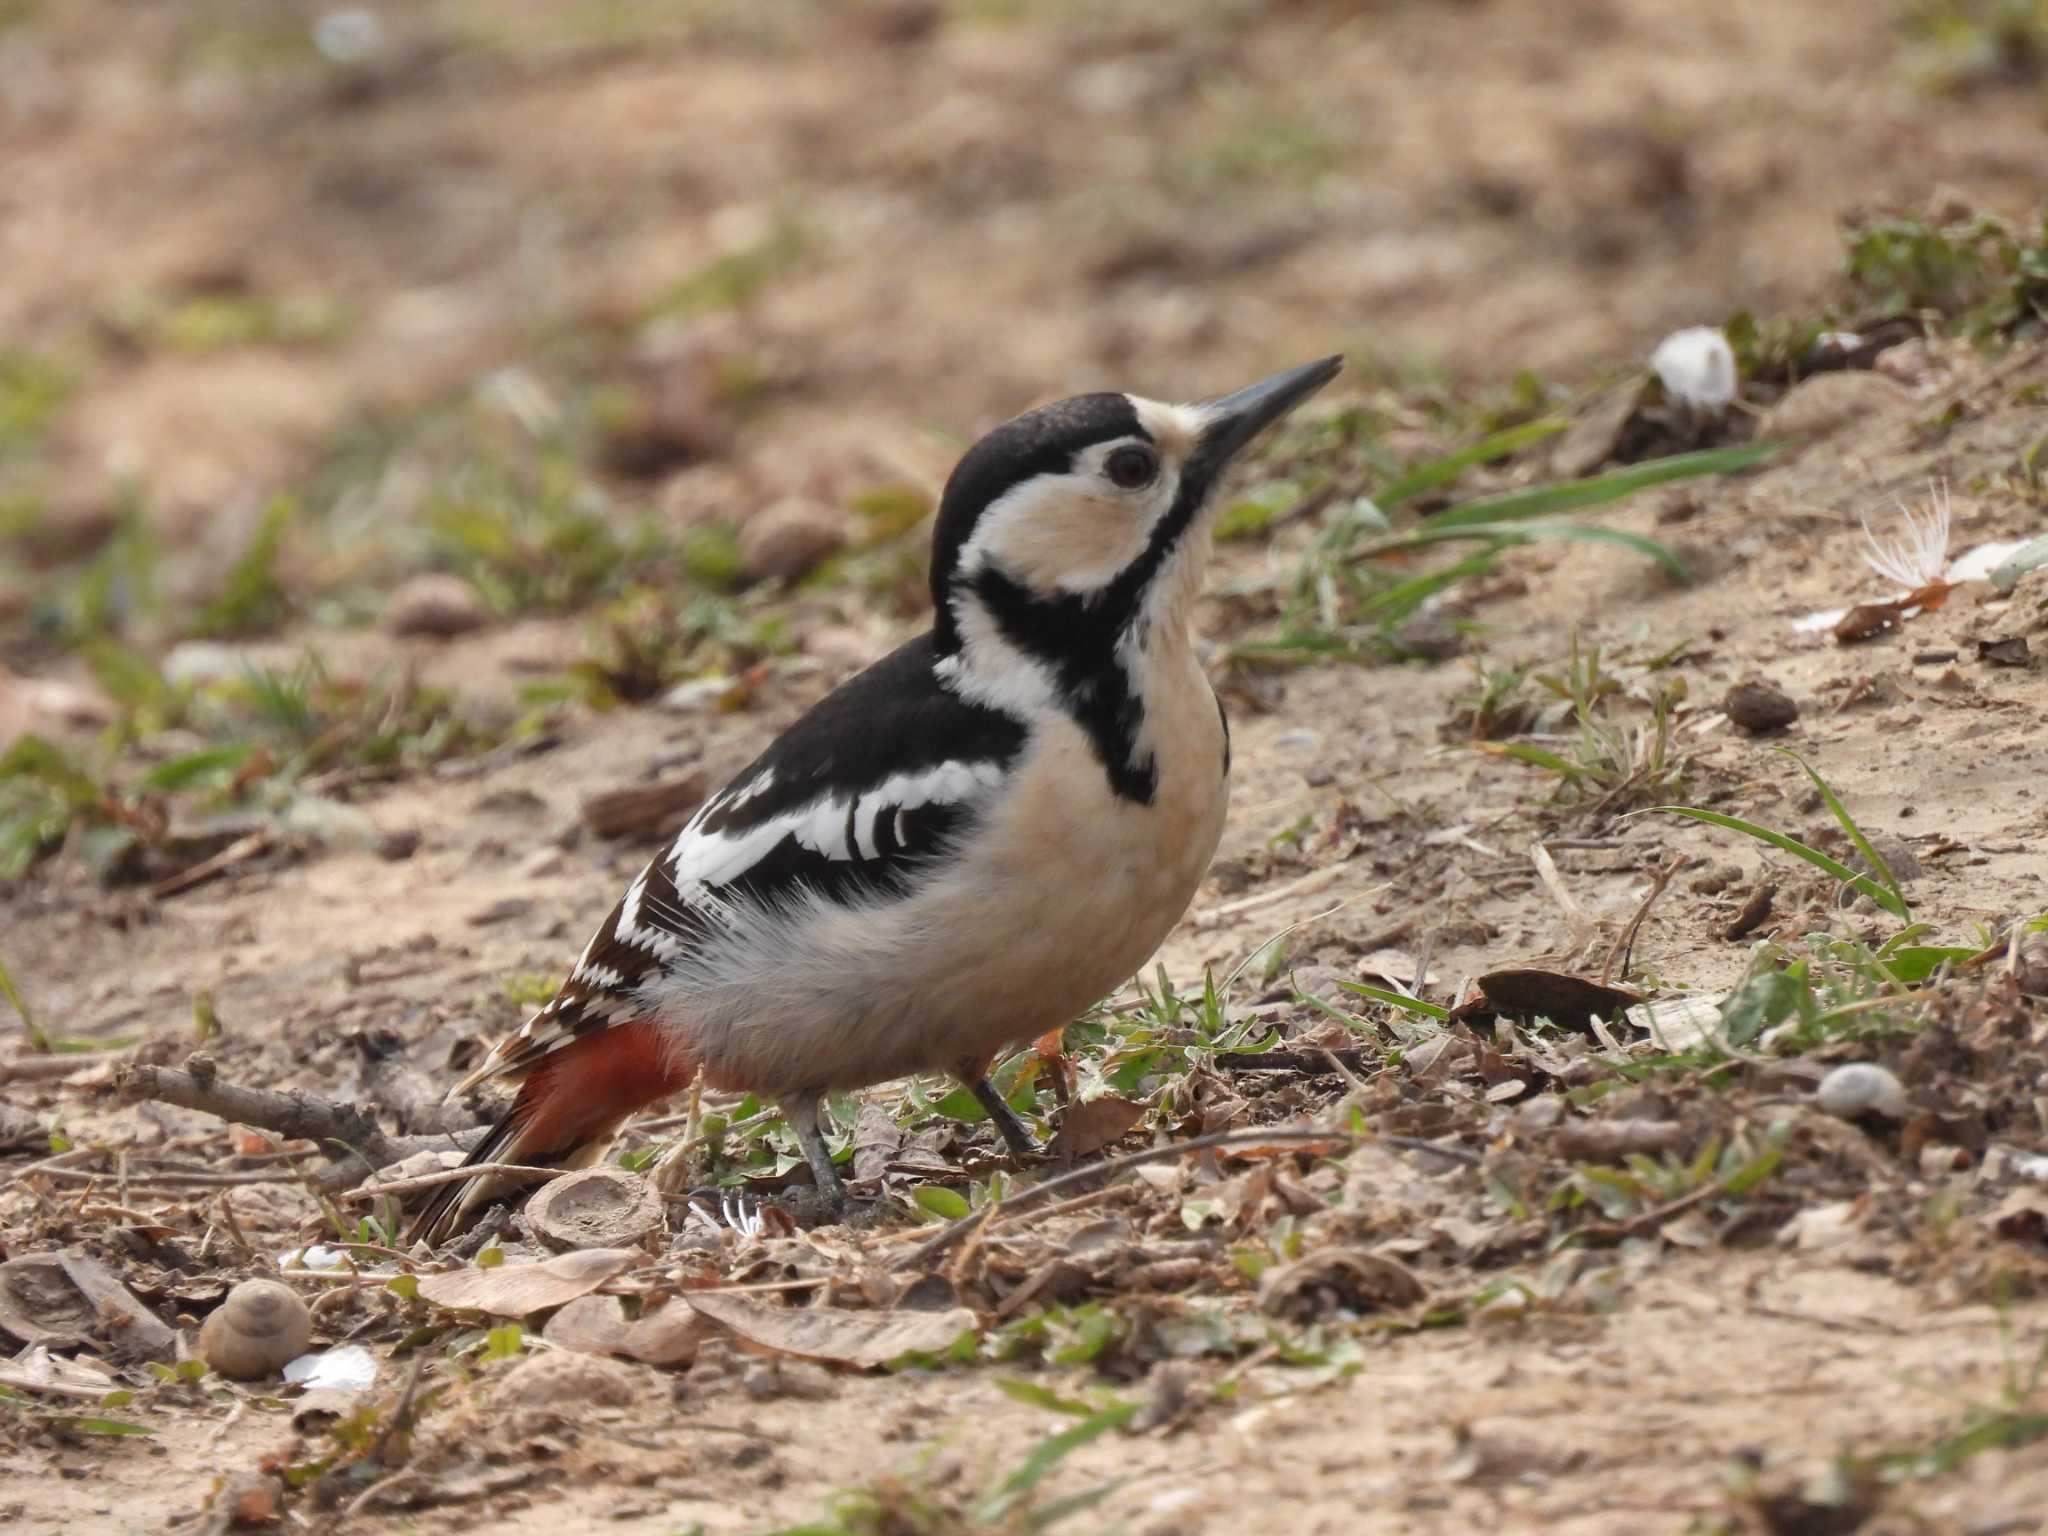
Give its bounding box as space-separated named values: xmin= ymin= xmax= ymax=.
xmin=5 ymin=3 xmax=2048 ymax=1534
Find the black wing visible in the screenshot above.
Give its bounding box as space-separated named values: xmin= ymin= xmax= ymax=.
xmin=473 ymin=633 xmax=1027 ymax=1078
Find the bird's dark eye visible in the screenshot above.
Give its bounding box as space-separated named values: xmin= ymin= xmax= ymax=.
xmin=1104 ymin=445 xmax=1158 ymax=490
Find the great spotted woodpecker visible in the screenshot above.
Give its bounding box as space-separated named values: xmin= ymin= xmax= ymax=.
xmin=412 ymin=355 xmax=1343 ymax=1241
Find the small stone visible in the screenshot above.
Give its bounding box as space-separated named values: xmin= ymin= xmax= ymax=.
xmin=1815 ymin=1062 xmax=1907 ymax=1120
xmin=384 ymin=574 xmax=488 ymax=638
xmin=802 ymin=624 xmax=875 ymax=671
xmin=219 ymin=1474 xmax=285 ymax=1527
xmin=1723 ymin=679 xmax=1798 ymax=735
xmin=517 ymin=847 xmax=565 ymax=880
xmin=2017 ymin=937 xmax=2048 ymax=998
xmin=1758 ymin=371 xmax=1910 ymax=442
xmin=466 ymin=897 xmax=532 ymax=926
xmin=163 ymin=641 xmax=261 ymax=688
xmin=738 ymin=499 xmax=848 ymax=583
xmin=1389 ymin=613 xmax=1464 ymax=661
xmin=1687 ymin=861 xmax=1743 ymax=895
xmin=487 ymin=1349 xmax=644 ymax=1437
xmin=375 ymin=827 xmax=422 ymax=861
xmin=740 ymin=1358 xmax=837 ymax=1401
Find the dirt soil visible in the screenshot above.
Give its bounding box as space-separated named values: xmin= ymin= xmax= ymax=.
xmin=5 ymin=3 xmax=2048 ymax=1534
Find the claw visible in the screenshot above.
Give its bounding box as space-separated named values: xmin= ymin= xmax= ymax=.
xmin=682 ymin=1186 xmax=763 ymax=1236
xmin=722 ymin=1191 xmax=763 ymax=1238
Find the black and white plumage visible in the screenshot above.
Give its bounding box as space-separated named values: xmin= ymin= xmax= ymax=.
xmin=413 ymin=355 xmax=1343 ymax=1242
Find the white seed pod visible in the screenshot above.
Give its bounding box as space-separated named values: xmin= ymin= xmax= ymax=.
xmin=1815 ymin=1062 xmax=1908 ymax=1120
xmin=1650 ymin=326 xmax=1738 ymax=413
xmin=200 ymin=1279 xmax=312 ymax=1381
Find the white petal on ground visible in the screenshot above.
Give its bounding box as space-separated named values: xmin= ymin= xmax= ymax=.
xmin=1859 ymin=480 xmax=1952 ymax=590
xmin=1650 ymin=326 xmax=1738 ymax=411
xmin=282 ymin=1344 xmax=379 ymax=1390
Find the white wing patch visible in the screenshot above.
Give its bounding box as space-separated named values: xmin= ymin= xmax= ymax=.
xmin=497 ymin=758 xmax=1008 ymax=1068
xmin=669 ymin=758 xmax=1006 ymax=903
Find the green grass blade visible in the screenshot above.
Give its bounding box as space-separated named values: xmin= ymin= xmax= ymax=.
xmin=138 ymin=744 xmax=257 ymax=793
xmin=1372 ymin=519 xmax=1691 ymax=582
xmin=1224 ymin=631 xmax=1371 ymax=665
xmin=57 ymin=1416 xmax=154 ymax=1437
xmin=977 ymin=1403 xmax=1137 ymax=1523
xmin=1375 ymin=419 xmax=1568 ymax=510
xmin=1334 ymin=979 xmax=1451 ymax=1021
xmin=0 ymin=950 xmax=48 ymax=1053
xmin=1641 ymin=806 xmax=1910 ymax=919
xmin=1354 ymin=549 xmax=1501 ymax=625
xmin=1476 ymin=740 xmax=1592 ymax=781
xmin=1880 ymin=946 xmax=1978 ymax=984
xmin=1024 ymin=1478 xmax=1130 ymax=1532
xmin=1776 ymin=749 xmax=1908 ymax=915
xmin=1427 ymin=443 xmax=1779 ymax=531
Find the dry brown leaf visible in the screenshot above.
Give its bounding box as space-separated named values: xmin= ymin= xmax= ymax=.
xmin=415 ymin=1248 xmax=639 ymax=1317
xmin=1257 ymin=1247 xmax=1428 ymax=1320
xmin=1985 ymin=1188 xmax=2048 ymax=1245
xmin=0 ymin=1250 xmax=178 ymax=1363
xmin=543 ymin=1293 xmax=711 ymax=1365
xmin=851 ymin=1102 xmax=904 ymax=1185
xmin=1049 ymin=1095 xmax=1147 ymax=1161
xmin=684 ymin=1290 xmax=977 ymax=1367
xmin=1471 ymin=969 xmax=1642 ymax=1030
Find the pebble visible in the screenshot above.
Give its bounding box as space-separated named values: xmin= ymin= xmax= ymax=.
xmin=738 ymin=499 xmax=847 ymax=583
xmin=1815 ymin=1062 xmax=1907 ymax=1119
xmin=1723 ymin=679 xmax=1798 ymax=735
xmin=385 ymin=574 xmax=489 ymax=638
xmin=1758 ymin=371 xmax=1909 ymax=442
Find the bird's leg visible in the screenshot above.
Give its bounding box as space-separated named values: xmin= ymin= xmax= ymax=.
xmin=782 ymin=1093 xmax=847 ymax=1209
xmin=966 ymin=1074 xmax=1041 ymax=1162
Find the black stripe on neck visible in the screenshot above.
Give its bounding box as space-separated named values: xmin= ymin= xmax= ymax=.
xmin=965 ymin=569 xmax=1157 ymax=804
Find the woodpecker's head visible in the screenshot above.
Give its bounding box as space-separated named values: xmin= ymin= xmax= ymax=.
xmin=929 ymin=355 xmax=1342 ymax=675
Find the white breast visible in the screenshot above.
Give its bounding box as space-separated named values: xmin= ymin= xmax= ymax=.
xmin=640 ymin=639 xmax=1229 ymax=1097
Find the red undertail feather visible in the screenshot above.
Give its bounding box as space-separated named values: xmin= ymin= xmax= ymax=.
xmin=409 ymin=1019 xmax=691 ymax=1244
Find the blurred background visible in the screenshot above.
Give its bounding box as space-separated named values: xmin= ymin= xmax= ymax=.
xmin=1 ymin=0 xmax=2044 ymax=744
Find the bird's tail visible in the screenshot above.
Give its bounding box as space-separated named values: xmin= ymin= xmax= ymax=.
xmin=407 ymin=1018 xmax=689 ymax=1245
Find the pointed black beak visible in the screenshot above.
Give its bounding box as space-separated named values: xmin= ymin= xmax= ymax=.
xmin=1199 ymin=354 xmax=1344 ymax=467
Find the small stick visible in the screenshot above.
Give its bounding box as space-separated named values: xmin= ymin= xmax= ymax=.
xmin=149 ymin=831 xmax=271 ymax=900
xmin=1570 ymin=1174 xmax=1733 ymax=1244
xmin=4 ymin=1147 xmax=99 ymax=1184
xmin=1602 ymin=855 xmax=1683 ymax=984
xmin=337 ymin=1161 xmax=575 ymax=1202
xmin=24 ymin=1165 xmax=311 ymax=1188
xmin=1213 ymin=1047 xmax=1378 ymax=1075
xmin=117 ymin=1057 xmax=410 ymax=1172
xmin=0 ymin=1050 xmax=123 ymax=1084
xmin=893 ymin=1125 xmax=1357 ymax=1273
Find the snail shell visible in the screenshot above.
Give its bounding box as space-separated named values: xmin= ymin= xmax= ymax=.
xmin=1815 ymin=1062 xmax=1908 ymax=1120
xmin=200 ymin=1278 xmax=311 ymax=1380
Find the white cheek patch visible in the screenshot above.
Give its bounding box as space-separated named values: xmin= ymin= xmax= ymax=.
xmin=959 ymin=462 xmax=1180 ymax=596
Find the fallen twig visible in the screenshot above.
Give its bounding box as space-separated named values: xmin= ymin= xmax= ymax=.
xmin=26 ymin=1164 xmax=315 ymax=1189
xmin=149 ymin=831 xmax=272 ymax=900
xmin=116 ymin=1055 xmax=413 ymax=1177
xmin=1602 ymin=854 xmax=1683 ymax=984
xmin=0 ymin=1050 xmax=122 ymax=1084
xmin=1551 ymin=1118 xmax=1686 ymax=1160
xmin=337 ymin=1160 xmax=574 ymax=1202
xmin=1213 ymin=1047 xmax=1379 ymax=1075
xmin=1569 ymin=1175 xmax=1734 ymax=1244
xmin=894 ymin=1125 xmax=1363 ymax=1272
